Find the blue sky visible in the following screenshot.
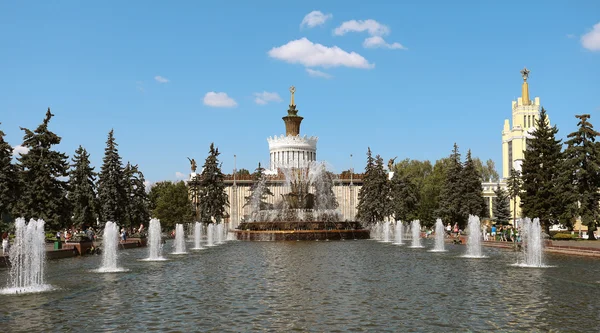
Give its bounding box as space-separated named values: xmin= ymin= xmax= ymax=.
xmin=1 ymin=1 xmax=599 ymax=186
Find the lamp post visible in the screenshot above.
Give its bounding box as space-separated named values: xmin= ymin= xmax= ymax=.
xmin=350 ymin=154 xmax=353 ymax=186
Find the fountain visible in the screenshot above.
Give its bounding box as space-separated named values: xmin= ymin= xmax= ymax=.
xmin=463 ymin=215 xmax=486 ymax=258
xmin=515 ymin=217 xmax=547 ymax=267
xmin=1 ymin=218 xmax=53 ymax=294
xmin=144 ymin=218 xmax=166 ymax=261
xmin=429 ymin=218 xmax=447 ymax=252
xmin=97 ymin=221 xmax=127 ymax=272
xmin=216 ymin=223 xmax=224 ymax=244
xmin=393 ymin=221 xmax=404 ymax=245
xmin=206 ymin=223 xmax=215 ymax=247
xmin=236 ymin=162 xmax=369 ymax=241
xmin=409 ymin=220 xmax=424 ymax=248
xmin=172 ymin=224 xmax=187 ymax=254
xmin=191 ymin=222 xmax=204 ymax=250
xmin=382 ymin=221 xmax=392 ymax=243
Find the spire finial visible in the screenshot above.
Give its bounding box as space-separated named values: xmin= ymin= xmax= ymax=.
xmin=289 ymin=86 xmax=296 ymax=106
xmin=520 ymin=67 xmax=530 ymax=82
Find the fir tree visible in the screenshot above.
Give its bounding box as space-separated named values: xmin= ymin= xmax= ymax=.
xmin=492 ymin=185 xmax=511 ymax=225
xmin=506 ymin=168 xmax=522 ymax=226
xmin=244 ymin=162 xmax=274 ymax=210
xmin=0 ymin=123 xmax=18 ymax=228
xmin=356 ymin=148 xmax=390 ymax=225
xmin=389 ymin=169 xmax=418 ymax=222
xmin=520 ymin=108 xmax=563 ymax=232
xmin=198 ymin=143 xmax=229 ymax=223
xmin=97 ymin=129 xmax=127 ymax=225
xmin=123 ymin=162 xmax=150 ymax=228
xmin=14 ymin=109 xmax=70 ymax=230
xmin=459 ymin=149 xmax=486 ymax=220
xmin=68 ymin=146 xmax=97 ymax=227
xmin=563 ymin=114 xmax=600 ymax=239
xmin=436 ymin=143 xmax=464 ymax=228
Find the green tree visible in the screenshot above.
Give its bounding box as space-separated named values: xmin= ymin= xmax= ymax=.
xmin=123 ymin=162 xmax=150 ymax=228
xmin=244 ymin=162 xmax=274 ymax=210
xmin=236 ymin=168 xmax=251 ymax=177
xmin=68 ymin=146 xmax=97 ymax=227
xmin=14 ymin=109 xmax=70 ymax=231
xmin=436 ymin=143 xmax=464 ymax=228
xmin=420 ymin=158 xmax=449 ymax=226
xmin=492 ymin=185 xmax=511 ymax=225
xmin=356 ymin=148 xmax=390 ymax=225
xmin=97 ymin=129 xmax=127 ymax=225
xmin=520 ymin=108 xmax=563 ymax=233
xmin=149 ymin=181 xmax=171 ymax=212
xmin=563 ymin=114 xmax=600 ymax=239
xmin=389 ymin=169 xmax=418 ymax=222
xmin=0 ymin=123 xmax=18 ymax=229
xmin=460 ymin=149 xmax=486 ymax=220
xmin=198 ymin=143 xmax=229 ymax=223
xmin=474 ymin=158 xmax=500 ymax=182
xmin=506 ymin=168 xmax=522 ymax=226
xmin=151 ymin=181 xmax=194 ymax=230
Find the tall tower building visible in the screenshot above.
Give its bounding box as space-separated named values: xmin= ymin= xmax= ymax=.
xmin=501 ymin=68 xmax=542 ymax=179
xmin=266 ymin=86 xmax=318 ymax=173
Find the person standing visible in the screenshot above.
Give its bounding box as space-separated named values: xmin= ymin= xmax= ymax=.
xmin=2 ymin=232 xmax=10 ymax=256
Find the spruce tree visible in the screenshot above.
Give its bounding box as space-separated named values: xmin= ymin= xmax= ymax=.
xmin=244 ymin=162 xmax=274 ymax=210
xmin=520 ymin=108 xmax=563 ymax=232
xmin=460 ymin=149 xmax=486 ymax=220
xmin=123 ymin=162 xmax=150 ymax=228
xmin=389 ymin=169 xmax=418 ymax=222
xmin=506 ymin=168 xmax=522 ymax=226
xmin=492 ymin=185 xmax=511 ymax=225
xmin=436 ymin=143 xmax=464 ymax=228
xmin=68 ymin=146 xmax=97 ymax=227
xmin=97 ymin=129 xmax=127 ymax=225
xmin=14 ymin=109 xmax=70 ymax=231
xmin=0 ymin=123 xmax=18 ymax=228
xmin=563 ymin=114 xmax=600 ymax=239
xmin=356 ymin=148 xmax=390 ymax=225
xmin=198 ymin=143 xmax=229 ymax=223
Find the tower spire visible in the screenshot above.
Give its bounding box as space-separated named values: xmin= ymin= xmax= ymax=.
xmin=520 ymin=67 xmax=530 ymax=105
xmin=289 ymin=85 xmax=296 ymax=106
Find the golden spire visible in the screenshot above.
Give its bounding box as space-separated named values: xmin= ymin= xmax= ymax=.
xmin=289 ymin=86 xmax=296 ymax=106
xmin=520 ymin=67 xmax=530 ymax=105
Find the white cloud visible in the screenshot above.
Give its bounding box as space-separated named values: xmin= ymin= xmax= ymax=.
xmin=363 ymin=36 xmax=406 ymax=50
xmin=268 ymin=37 xmax=374 ymax=69
xmin=301 ymin=11 xmax=332 ymax=28
xmin=175 ymin=171 xmax=187 ymax=179
xmin=581 ymin=22 xmax=600 ymax=51
xmin=306 ymin=68 xmax=333 ymax=79
xmin=254 ymin=91 xmax=282 ymax=105
xmin=143 ymin=180 xmax=152 ymax=193
xmin=12 ymin=145 xmax=29 ymax=157
xmin=154 ymin=75 xmax=169 ymax=83
xmin=334 ymin=19 xmax=390 ymax=36
xmin=203 ymin=92 xmax=238 ymax=108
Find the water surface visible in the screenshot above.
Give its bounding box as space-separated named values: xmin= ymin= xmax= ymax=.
xmin=1 ymin=240 xmax=599 ymax=332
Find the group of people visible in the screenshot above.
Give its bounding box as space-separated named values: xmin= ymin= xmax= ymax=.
xmin=56 ymin=227 xmax=96 ymax=242
xmin=485 ymin=224 xmax=520 ymax=242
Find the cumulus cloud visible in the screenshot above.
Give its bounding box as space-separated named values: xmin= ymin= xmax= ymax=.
xmin=301 ymin=11 xmax=332 ymax=28
xmin=268 ymin=38 xmax=374 ymax=69
xmin=581 ymin=22 xmax=600 ymax=51
xmin=12 ymin=145 xmax=29 ymax=157
xmin=363 ymin=36 xmax=406 ymax=50
xmin=254 ymin=91 xmax=282 ymax=105
xmin=175 ymin=171 xmax=187 ymax=179
xmin=203 ymin=92 xmax=237 ymax=108
xmin=334 ymin=19 xmax=390 ymax=36
xmin=154 ymin=75 xmax=170 ymax=83
xmin=306 ymin=68 xmax=333 ymax=79
xmin=143 ymin=180 xmax=153 ymax=193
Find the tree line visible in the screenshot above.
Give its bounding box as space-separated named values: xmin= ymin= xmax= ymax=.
xmin=0 ymin=109 xmax=149 ymax=232
xmin=355 ymin=145 xmax=498 ymax=229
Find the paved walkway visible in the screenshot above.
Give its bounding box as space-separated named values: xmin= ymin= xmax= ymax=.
xmin=483 ymin=239 xmax=600 ymax=258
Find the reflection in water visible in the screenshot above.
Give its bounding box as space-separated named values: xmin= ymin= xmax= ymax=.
xmin=0 ymin=240 xmax=599 ymax=332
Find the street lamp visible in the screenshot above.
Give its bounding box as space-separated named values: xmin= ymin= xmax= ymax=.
xmin=350 ymin=154 xmax=353 ymax=186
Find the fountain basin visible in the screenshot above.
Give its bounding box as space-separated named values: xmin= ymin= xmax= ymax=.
xmin=236 ymin=221 xmax=370 ymax=241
